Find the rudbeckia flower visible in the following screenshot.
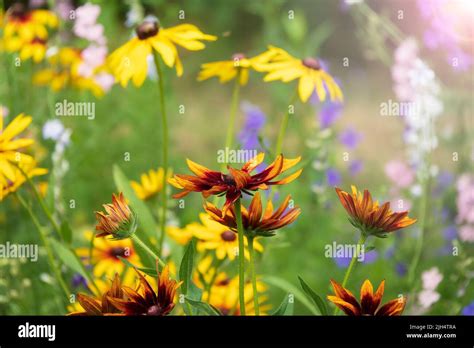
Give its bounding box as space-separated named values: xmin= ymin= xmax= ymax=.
xmin=204 ymin=192 xmax=301 ymax=238
xmin=33 ymin=47 xmax=108 ymax=97
xmin=95 ymin=193 xmax=138 ymax=240
xmin=327 ymin=279 xmax=406 ymax=316
xmin=197 ymin=51 xmax=275 ymax=86
xmin=76 ymin=232 xmax=141 ymax=278
xmin=107 ymin=265 xmax=182 ymax=316
xmin=208 ymin=274 xmax=270 ymax=315
xmin=255 ymin=46 xmax=343 ymax=103
xmin=169 ymin=153 xmax=303 ymax=215
xmin=0 ymin=113 xmax=36 ymax=182
xmin=130 ymin=167 xmax=172 ymax=201
xmin=107 ymin=19 xmax=216 ymax=87
xmin=2 ymin=3 xmax=58 ymax=42
xmin=335 ymin=186 xmax=417 ymax=237
xmin=0 ymin=159 xmax=47 ymax=201
xmin=191 ymin=213 xmax=263 ymax=260
xmin=68 ymin=274 xmax=125 ymax=316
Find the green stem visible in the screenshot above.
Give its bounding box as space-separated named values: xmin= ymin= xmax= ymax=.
xmin=15 ymin=163 xmax=100 ymax=294
xmin=222 ymin=71 xmax=241 ymax=166
xmin=248 ymin=237 xmax=259 ymax=316
xmin=333 ymin=233 xmax=367 ymax=315
xmin=153 ymin=52 xmax=169 ymax=258
xmin=274 ymin=92 xmax=298 ymax=158
xmin=234 ymin=197 xmax=246 ymax=316
xmin=131 ymin=233 xmax=165 ymax=268
xmin=15 ymin=192 xmax=71 ymax=300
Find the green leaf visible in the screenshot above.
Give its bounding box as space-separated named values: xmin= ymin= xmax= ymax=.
xmin=185 ymin=297 xmax=221 ymax=316
xmin=262 ymin=275 xmax=318 ymax=315
xmin=117 ymin=256 xmax=157 ymax=277
xmin=112 ymin=165 xmax=157 ymax=267
xmin=271 ymin=293 xmax=294 ymax=316
xmin=59 ymin=221 xmax=72 ymax=245
xmin=298 ymin=276 xmax=328 ymax=315
xmin=50 ymin=239 xmax=88 ymax=279
xmin=179 ymin=239 xmax=195 ymax=295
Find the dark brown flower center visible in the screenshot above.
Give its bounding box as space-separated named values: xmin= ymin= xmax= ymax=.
xmin=216 ymin=278 xmax=231 ymax=286
xmin=147 ymin=304 xmax=163 ymax=316
xmin=232 ymin=53 xmax=246 ymax=61
xmin=302 ymin=57 xmax=321 ymax=70
xmin=32 ymin=37 xmax=46 ymax=45
xmin=7 ymin=3 xmax=29 ymax=21
xmin=136 ymin=20 xmax=159 ymax=40
xmin=110 ymin=247 xmax=127 ymax=258
xmin=220 ymin=230 xmax=236 ymax=242
xmin=222 ymin=174 xmax=236 ymax=186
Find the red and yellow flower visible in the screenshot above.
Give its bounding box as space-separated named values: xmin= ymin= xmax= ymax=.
xmin=335 ymin=186 xmax=417 ymax=237
xmin=204 ymin=192 xmax=301 ymax=238
xmin=95 ymin=193 xmax=137 ymax=240
xmin=169 ymin=153 xmax=302 ymax=215
xmin=327 ymin=279 xmax=406 ymax=316
xmin=107 ymin=265 xmax=182 ymax=316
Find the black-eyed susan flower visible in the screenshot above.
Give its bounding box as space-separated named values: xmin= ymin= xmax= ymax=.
xmin=107 ymin=18 xmax=216 ymax=87
xmin=204 ymin=192 xmax=301 ymax=238
xmin=0 ymin=113 xmax=36 ymax=182
xmin=95 ymin=193 xmax=138 ymax=240
xmin=107 ymin=265 xmax=182 ymax=316
xmin=0 ymin=159 xmax=47 ymax=201
xmin=169 ymin=153 xmax=302 ymax=215
xmin=2 ymin=3 xmax=58 ymax=43
xmin=327 ymin=279 xmax=406 ymax=316
xmin=335 ymin=186 xmax=417 ymax=238
xmin=76 ymin=231 xmax=141 ymax=278
xmin=166 ymin=224 xmax=194 ymax=246
xmin=68 ymin=274 xmax=125 ymax=316
xmin=255 ymin=45 xmax=343 ymax=103
xmin=33 ymin=47 xmax=109 ymax=97
xmin=197 ymin=51 xmax=275 ymax=86
xmin=190 ymin=213 xmax=263 ymax=260
xmin=130 ymin=167 xmax=171 ymax=201
xmin=207 ymin=274 xmax=270 ymax=315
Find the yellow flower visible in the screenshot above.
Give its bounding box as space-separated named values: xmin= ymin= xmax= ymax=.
xmin=107 ymin=19 xmax=216 ymax=87
xmin=208 ymin=273 xmax=270 ymax=315
xmin=33 ymin=47 xmax=108 ymax=97
xmin=76 ymin=231 xmax=142 ymax=279
xmin=255 ymin=45 xmax=343 ymax=103
xmin=166 ymin=225 xmax=194 ymax=246
xmin=2 ymin=3 xmax=58 ymax=42
xmin=0 ymin=113 xmax=35 ymax=183
xmin=17 ymin=37 xmax=47 ymax=62
xmin=192 ymin=213 xmax=263 ymax=260
xmin=0 ymin=159 xmax=47 ymax=201
xmin=130 ymin=167 xmax=172 ymax=201
xmin=197 ymin=51 xmax=274 ymax=86
xmin=1 ymin=4 xmax=57 ymax=62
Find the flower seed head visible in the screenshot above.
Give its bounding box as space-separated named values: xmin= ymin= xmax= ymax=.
xmin=302 ymin=57 xmax=321 ymax=70
xmin=136 ymin=20 xmax=159 ymax=40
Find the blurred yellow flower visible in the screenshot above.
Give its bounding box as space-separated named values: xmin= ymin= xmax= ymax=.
xmin=1 ymin=4 xmax=57 ymax=62
xmin=0 ymin=159 xmax=47 ymax=201
xmin=107 ymin=19 xmax=216 ymax=87
xmin=208 ymin=273 xmax=270 ymax=315
xmin=130 ymin=167 xmax=172 ymax=201
xmin=198 ymin=51 xmax=274 ymax=86
xmin=0 ymin=113 xmax=35 ymax=182
xmin=76 ymin=231 xmax=142 ymax=279
xmin=255 ymin=46 xmax=343 ymax=103
xmin=193 ymin=213 xmax=263 ymax=260
xmin=33 ymin=47 xmax=108 ymax=97
xmin=2 ymin=3 xmax=57 ymax=42
xmin=166 ymin=224 xmax=194 ymax=245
